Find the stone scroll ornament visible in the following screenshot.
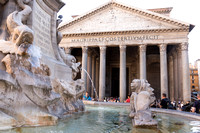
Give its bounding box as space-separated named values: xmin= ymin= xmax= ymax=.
xmin=0 ymin=0 xmax=85 ymax=130
xmin=129 ymin=79 xmax=158 ymax=127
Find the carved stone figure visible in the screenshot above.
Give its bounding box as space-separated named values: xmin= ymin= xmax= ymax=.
xmin=56 ymin=15 xmax=63 ymax=45
xmin=0 ymin=0 xmax=85 ymax=130
xmin=6 ymin=0 xmax=33 ymax=55
xmin=129 ymin=79 xmax=157 ymax=127
xmin=58 ymin=47 xmax=81 ymax=79
xmin=56 ymin=16 xmax=81 ymax=80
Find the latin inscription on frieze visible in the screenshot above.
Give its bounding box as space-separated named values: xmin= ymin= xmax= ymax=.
xmin=32 ymin=1 xmax=55 ymax=58
xmin=70 ymin=35 xmax=159 ymax=43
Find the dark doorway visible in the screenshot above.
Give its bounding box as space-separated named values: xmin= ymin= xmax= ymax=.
xmin=111 ymin=68 xmax=129 ymax=98
xmin=147 ymin=62 xmax=161 ymax=99
xmin=126 ymin=68 xmax=129 ymax=96
xmin=111 ymin=68 xmax=119 ymax=97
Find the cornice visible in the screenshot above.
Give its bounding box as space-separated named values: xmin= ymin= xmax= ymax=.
xmin=58 ymin=1 xmax=192 ymax=31
xmin=148 ymin=7 xmax=173 ymax=15
xmin=43 ymin=0 xmax=65 ymax=12
xmin=62 ymin=28 xmax=189 ymax=37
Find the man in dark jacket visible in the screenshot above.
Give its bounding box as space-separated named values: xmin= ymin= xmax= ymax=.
xmin=160 ymin=93 xmax=170 ymax=109
xmin=192 ymin=92 xmax=200 ymax=113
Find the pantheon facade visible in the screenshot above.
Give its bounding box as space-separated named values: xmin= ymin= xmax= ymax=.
xmin=58 ymin=1 xmax=194 ymax=102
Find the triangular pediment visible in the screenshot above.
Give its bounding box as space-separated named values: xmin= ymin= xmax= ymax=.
xmin=58 ymin=1 xmax=193 ymax=34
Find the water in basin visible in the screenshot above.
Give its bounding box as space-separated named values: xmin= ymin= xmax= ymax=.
xmin=1 ymin=105 xmax=200 ymax=133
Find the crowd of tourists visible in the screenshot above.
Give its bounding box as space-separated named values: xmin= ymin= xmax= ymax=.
xmin=82 ymin=92 xmax=130 ymax=103
xmin=102 ymin=96 xmax=130 ymax=103
xmin=83 ymin=91 xmax=200 ymax=114
xmin=103 ymin=97 xmax=120 ymax=102
xmin=151 ymin=93 xmax=191 ymax=111
xmin=102 ymin=95 xmax=131 ymax=103
xmin=151 ymin=92 xmax=200 ymax=114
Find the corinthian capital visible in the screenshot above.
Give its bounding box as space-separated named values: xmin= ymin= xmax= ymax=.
xmin=99 ymin=46 xmax=106 ymax=52
xmin=119 ymin=45 xmax=126 ymax=52
xmin=139 ymin=44 xmax=147 ymax=52
xmin=82 ymin=46 xmax=88 ymax=53
xmin=180 ymin=42 xmax=188 ymax=51
xmin=159 ymin=44 xmax=167 ymax=52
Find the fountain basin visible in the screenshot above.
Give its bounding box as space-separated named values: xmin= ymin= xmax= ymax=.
xmin=0 ymin=102 xmax=200 ymax=133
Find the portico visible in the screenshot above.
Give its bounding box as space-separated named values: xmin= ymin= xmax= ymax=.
xmin=58 ymin=1 xmax=194 ymax=102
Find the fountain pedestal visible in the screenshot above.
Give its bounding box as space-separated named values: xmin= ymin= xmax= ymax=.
xmin=0 ymin=0 xmax=85 ymax=130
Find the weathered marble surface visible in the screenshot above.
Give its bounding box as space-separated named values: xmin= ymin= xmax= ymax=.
xmin=0 ymin=0 xmax=85 ymax=130
xmin=129 ymin=79 xmax=157 ymax=127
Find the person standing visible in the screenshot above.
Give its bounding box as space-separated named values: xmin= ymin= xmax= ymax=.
xmin=124 ymin=95 xmax=130 ymax=103
xmin=83 ymin=92 xmax=92 ymax=100
xmin=160 ymin=93 xmax=170 ymax=109
xmin=191 ymin=92 xmax=200 ymax=113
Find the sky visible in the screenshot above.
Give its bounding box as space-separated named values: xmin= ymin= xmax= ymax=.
xmin=58 ymin=0 xmax=200 ymax=64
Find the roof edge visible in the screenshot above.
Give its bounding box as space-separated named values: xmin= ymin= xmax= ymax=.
xmin=58 ymin=1 xmax=192 ymax=32
xmin=189 ymin=24 xmax=195 ymax=32
xmin=148 ymin=7 xmax=173 ymax=13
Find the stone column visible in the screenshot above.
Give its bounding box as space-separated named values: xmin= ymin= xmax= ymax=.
xmin=120 ymin=45 xmax=126 ymax=102
xmin=87 ymin=49 xmax=92 ymax=96
xmin=177 ymin=46 xmax=183 ymax=100
xmin=172 ymin=51 xmax=179 ymax=101
xmin=82 ymin=46 xmax=88 ymax=92
xmin=168 ymin=55 xmax=174 ymax=101
xmin=159 ymin=44 xmax=168 ymax=98
xmin=99 ymin=46 xmax=106 ymax=101
xmin=64 ymin=47 xmax=72 ymax=54
xmin=180 ymin=43 xmax=191 ymax=102
xmin=91 ymin=55 xmax=96 ymax=98
xmin=139 ymin=45 xmax=147 ymax=80
xmin=95 ymin=57 xmax=99 ymax=98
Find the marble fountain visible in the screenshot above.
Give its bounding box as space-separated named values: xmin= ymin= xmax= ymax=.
xmin=0 ymin=0 xmax=200 ymax=133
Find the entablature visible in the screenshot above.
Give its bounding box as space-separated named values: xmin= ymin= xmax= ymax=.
xmin=59 ymin=31 xmax=188 ymax=48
